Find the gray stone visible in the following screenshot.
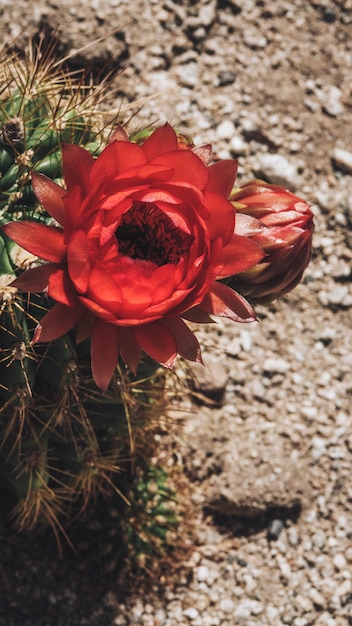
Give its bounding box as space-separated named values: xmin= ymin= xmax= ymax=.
xmin=254 ymin=153 xmax=302 ymax=189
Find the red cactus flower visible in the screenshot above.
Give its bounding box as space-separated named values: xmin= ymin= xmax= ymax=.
xmin=3 ymin=124 xmax=263 ymax=390
xmin=229 ymin=180 xmax=314 ymax=304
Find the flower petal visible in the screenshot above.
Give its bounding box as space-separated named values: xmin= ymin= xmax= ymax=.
xmin=200 ymin=281 xmax=257 ymax=322
xmin=133 ymin=321 xmax=177 ymax=367
xmin=142 ymin=123 xmax=178 ymax=161
xmin=3 ymin=221 xmax=66 ymax=263
xmin=234 ymin=213 xmax=263 ymax=236
xmin=163 ymin=317 xmax=202 ymax=362
xmin=218 ymin=234 xmax=265 ymax=278
xmin=182 ymin=306 xmax=215 ymax=324
xmin=206 ymin=160 xmax=238 ymax=197
xmin=48 ymin=268 xmax=80 ymax=306
xmin=31 ymin=172 xmax=66 ymax=225
xmin=67 ymin=230 xmax=91 ymax=293
xmin=120 ymin=327 xmax=142 ymax=373
xmin=152 ymin=150 xmax=209 ymax=190
xmin=108 ymin=124 xmax=129 ymax=143
xmin=91 ymin=318 xmax=121 ymax=391
xmin=192 ymin=144 xmax=212 ymax=165
xmin=32 ymin=302 xmax=85 ymax=343
xmin=62 ymin=144 xmax=95 ymax=196
xmin=76 ymin=311 xmax=95 ymax=344
xmin=90 ymin=140 xmax=147 ymax=186
xmin=11 ymin=263 xmax=58 ymax=292
xmin=204 ymin=191 xmax=235 ymax=244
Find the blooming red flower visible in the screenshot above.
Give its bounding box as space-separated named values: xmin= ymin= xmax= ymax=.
xmin=229 ymin=180 xmax=314 ymax=304
xmin=3 ymin=124 xmax=263 ymax=390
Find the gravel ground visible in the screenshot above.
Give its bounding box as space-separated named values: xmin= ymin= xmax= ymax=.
xmin=1 ymin=0 xmax=352 ymax=625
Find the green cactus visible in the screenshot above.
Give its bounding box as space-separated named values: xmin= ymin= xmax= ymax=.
xmin=69 ymin=464 xmax=182 ymax=574
xmin=0 ymin=41 xmax=108 ymax=224
xmin=0 ymin=40 xmax=177 ymax=564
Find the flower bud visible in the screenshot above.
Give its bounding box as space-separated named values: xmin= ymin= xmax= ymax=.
xmin=228 ymin=180 xmax=314 ymax=304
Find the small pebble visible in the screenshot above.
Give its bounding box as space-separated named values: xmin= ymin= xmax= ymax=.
xmin=267 ymin=519 xmax=284 ymax=541
xmin=183 ymin=607 xmax=199 ymax=620
xmin=216 ymin=120 xmax=236 ymax=140
xmin=219 ymin=598 xmax=235 ymax=613
xmin=332 ymin=148 xmax=352 ymax=174
xmin=254 ymin=153 xmax=302 ymax=189
xmin=196 ymin=565 xmax=209 ymax=582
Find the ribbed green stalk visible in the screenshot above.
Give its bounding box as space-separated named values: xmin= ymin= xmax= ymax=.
xmin=0 ymin=42 xmax=177 ymax=567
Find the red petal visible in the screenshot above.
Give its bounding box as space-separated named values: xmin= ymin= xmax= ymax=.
xmin=11 ymin=263 xmax=58 ymax=292
xmin=234 ymin=213 xmax=263 ymax=236
xmin=67 ymin=230 xmax=90 ymax=293
xmin=163 ymin=317 xmax=202 ymax=362
xmin=204 ymin=191 xmax=235 ymax=244
xmin=48 ymin=268 xmax=79 ymax=306
xmin=200 ymin=281 xmax=257 ymax=322
xmin=108 ymin=124 xmax=129 ymax=143
xmin=3 ymin=221 xmax=66 ymax=263
xmin=152 ymin=150 xmax=209 ymax=190
xmin=133 ymin=321 xmax=177 ymax=367
xmin=31 ymin=172 xmax=66 ymax=225
xmin=76 ymin=311 xmax=95 ymax=344
xmin=90 ymin=141 xmax=146 ymax=186
xmin=182 ymin=306 xmax=215 ymax=324
xmin=142 ymin=123 xmax=178 ymax=161
xmin=62 ymin=186 xmax=83 ymax=242
xmin=206 ymin=160 xmax=238 ymax=197
xmin=32 ymin=303 xmax=85 ymax=343
xmin=91 ymin=318 xmax=121 ymax=392
xmin=219 ymin=234 xmax=265 ymax=278
xmin=192 ymin=144 xmax=212 ymax=165
xmin=62 ymin=144 xmax=94 ymax=196
xmin=120 ymin=327 xmax=142 ymax=373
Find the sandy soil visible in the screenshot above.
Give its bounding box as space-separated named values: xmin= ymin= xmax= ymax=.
xmin=0 ymin=1 xmax=352 ymax=624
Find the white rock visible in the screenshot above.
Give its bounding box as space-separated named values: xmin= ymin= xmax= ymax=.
xmin=333 ymin=552 xmax=347 ymax=571
xmin=287 ymin=526 xmax=300 ymax=546
xmin=196 ymin=565 xmax=209 ymax=582
xmin=311 ymin=437 xmax=327 ymax=460
xmin=309 ymin=587 xmax=326 ymax=608
xmin=266 ymin=605 xmax=280 ymax=620
xmin=234 ymin=602 xmax=251 ymax=619
xmin=254 ymin=153 xmax=302 ymax=189
xmin=230 ymin=135 xmax=248 ymax=155
xmin=249 ymin=600 xmax=264 ymax=615
xmin=332 ymin=147 xmax=352 ymax=174
xmin=311 ymin=528 xmax=326 ymax=548
xmin=239 ymin=330 xmax=252 ymax=351
xmin=183 ymin=607 xmax=199 ymax=620
xmin=322 ymin=85 xmax=344 ymax=117
xmin=154 ymin=608 xmax=167 ymax=625
xmin=300 ymin=405 xmax=318 ymax=419
xmin=216 ymin=120 xmax=235 ymax=140
xmin=334 ymin=578 xmax=351 ymax=597
xmin=326 ymin=285 xmax=349 ymax=305
xmin=263 ymin=357 xmax=290 ymax=374
xmin=219 ymin=598 xmax=235 ymax=613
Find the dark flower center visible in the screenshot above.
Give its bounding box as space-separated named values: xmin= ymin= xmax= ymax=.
xmin=115 ymin=201 xmax=193 ymax=266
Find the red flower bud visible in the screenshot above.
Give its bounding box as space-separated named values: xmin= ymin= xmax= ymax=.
xmin=228 ymin=181 xmax=314 ymax=304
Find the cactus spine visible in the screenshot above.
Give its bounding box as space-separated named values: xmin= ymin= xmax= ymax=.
xmin=0 ymin=40 xmax=176 ymax=562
